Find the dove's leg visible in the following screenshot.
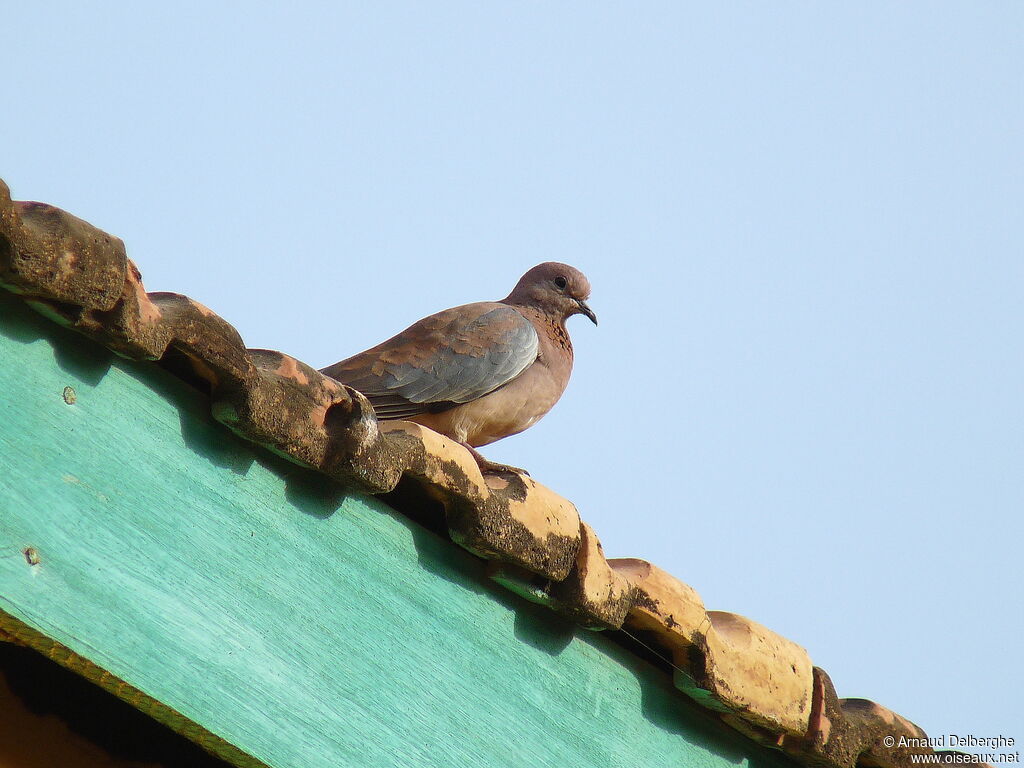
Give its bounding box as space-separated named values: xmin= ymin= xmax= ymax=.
xmin=460 ymin=443 xmax=530 ymax=477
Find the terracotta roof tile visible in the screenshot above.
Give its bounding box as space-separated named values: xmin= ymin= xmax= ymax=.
xmin=0 ymin=177 xmax=962 ymax=768
xmin=548 ymin=522 xmax=637 ymax=629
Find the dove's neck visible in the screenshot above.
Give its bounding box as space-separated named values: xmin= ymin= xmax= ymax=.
xmin=507 ymin=304 xmax=574 ymax=382
xmin=543 ymin=315 xmax=574 ymax=359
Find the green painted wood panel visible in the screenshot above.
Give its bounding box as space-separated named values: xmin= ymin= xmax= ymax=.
xmin=0 ymin=292 xmax=794 ymax=768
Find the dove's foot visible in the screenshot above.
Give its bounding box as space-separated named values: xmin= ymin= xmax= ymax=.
xmin=462 ymin=444 xmax=531 ymax=477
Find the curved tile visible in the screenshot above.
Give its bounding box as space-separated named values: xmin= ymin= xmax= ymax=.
xmin=698 ymin=611 xmax=814 ymax=736
xmin=781 ymin=666 xmax=863 ymax=768
xmin=548 ymin=522 xmax=637 ymax=630
xmin=379 ymin=421 xmax=489 ymax=503
xmin=213 ymin=349 xmax=349 ymax=466
xmin=842 ymin=698 xmax=932 ymax=768
xmin=148 ymin=292 xmax=256 ymax=394
xmin=83 ymin=259 xmax=171 ymax=360
xmin=448 ymin=473 xmax=581 ymax=581
xmin=609 ymin=558 xmax=708 ymax=648
xmin=0 ymin=180 xmax=127 ymax=311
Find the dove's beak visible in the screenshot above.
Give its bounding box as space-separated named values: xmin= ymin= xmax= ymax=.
xmin=577 ymin=299 xmax=598 ymax=326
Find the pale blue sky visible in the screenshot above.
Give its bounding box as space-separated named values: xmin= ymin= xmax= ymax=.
xmin=6 ymin=2 xmax=1021 ymax=746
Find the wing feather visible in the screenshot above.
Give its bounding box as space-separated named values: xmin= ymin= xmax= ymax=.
xmin=321 ymin=303 xmax=538 ymax=419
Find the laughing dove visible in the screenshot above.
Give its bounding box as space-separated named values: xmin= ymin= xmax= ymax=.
xmin=321 ymin=262 xmax=596 ymax=472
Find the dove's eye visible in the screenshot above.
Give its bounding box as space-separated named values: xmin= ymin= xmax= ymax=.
xmin=553 ymin=276 xmax=568 ymax=290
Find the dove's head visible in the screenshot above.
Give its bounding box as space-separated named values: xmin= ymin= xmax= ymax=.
xmin=504 ymin=262 xmax=597 ymax=325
